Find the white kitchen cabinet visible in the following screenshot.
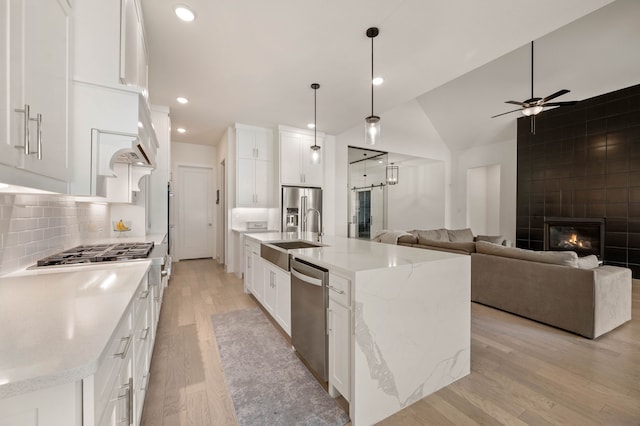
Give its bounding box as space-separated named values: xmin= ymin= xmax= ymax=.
xmin=244 ymin=243 xmax=254 ymax=291
xmin=251 ymin=252 xmax=265 ymax=303
xmin=148 ymin=106 xmax=171 ymax=235
xmin=0 ymin=0 xmax=70 ymax=192
xmin=328 ymin=273 xmax=351 ymax=402
xmin=236 ymin=124 xmax=274 ymax=207
xmin=263 ymin=266 xmax=277 ymax=314
xmin=261 ymin=261 xmax=291 ymax=336
xmin=279 ymin=128 xmax=324 ymax=187
xmin=274 ymin=267 xmax=291 ymax=335
xmin=120 ymin=0 xmax=148 ymax=97
xmin=0 ymin=381 xmax=81 ymax=426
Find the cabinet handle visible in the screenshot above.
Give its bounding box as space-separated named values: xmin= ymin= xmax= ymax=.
xmin=29 ymin=113 xmax=42 ymax=160
xmin=139 ymin=289 xmax=150 ymax=299
xmin=328 ymin=285 xmax=345 ymax=295
xmin=141 ymin=373 xmax=151 ymax=391
xmin=139 ymin=327 xmax=150 ymax=341
xmin=327 ymin=308 xmax=332 ymax=333
xmin=113 ymin=335 xmax=132 ymax=359
xmin=14 ymin=104 xmax=31 ymax=156
xmin=115 ymin=379 xmax=131 ymax=425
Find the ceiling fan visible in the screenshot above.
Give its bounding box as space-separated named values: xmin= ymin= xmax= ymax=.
xmin=492 ymin=41 xmax=578 ymax=133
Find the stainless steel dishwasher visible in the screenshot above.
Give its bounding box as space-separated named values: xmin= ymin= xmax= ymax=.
xmin=290 ymin=257 xmax=329 ymax=382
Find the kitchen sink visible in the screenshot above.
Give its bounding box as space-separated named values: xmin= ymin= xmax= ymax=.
xmin=260 ymin=240 xmax=324 ymax=270
xmin=269 ymin=241 xmax=323 ymax=250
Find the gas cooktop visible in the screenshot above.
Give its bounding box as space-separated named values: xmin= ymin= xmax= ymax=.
xmin=36 ymin=242 xmax=155 ymax=267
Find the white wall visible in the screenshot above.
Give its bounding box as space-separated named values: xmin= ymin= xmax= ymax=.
xmin=466 ymin=164 xmax=501 ymax=235
xmin=171 ymin=142 xmax=217 ymax=261
xmin=335 ymin=99 xmax=451 ymax=235
xmin=387 ymin=161 xmax=446 ymax=231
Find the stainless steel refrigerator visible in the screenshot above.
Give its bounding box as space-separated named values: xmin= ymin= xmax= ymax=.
xmin=282 ymin=186 xmax=322 ymax=233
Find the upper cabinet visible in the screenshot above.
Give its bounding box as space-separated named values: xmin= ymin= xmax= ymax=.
xmin=120 ymin=0 xmax=149 ymax=97
xmin=279 ymin=126 xmax=324 ymax=187
xmin=0 ymin=0 xmax=71 ymax=192
xmin=70 ymin=0 xmax=157 ymax=199
xmin=236 ymin=124 xmax=274 ymax=207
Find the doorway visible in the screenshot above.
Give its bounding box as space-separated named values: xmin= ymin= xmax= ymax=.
xmin=466 ymin=164 xmax=501 ymax=235
xmin=177 ymin=165 xmax=214 ymax=260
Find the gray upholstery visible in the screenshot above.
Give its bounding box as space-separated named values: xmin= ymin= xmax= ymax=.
xmin=471 ymin=252 xmax=632 ymax=339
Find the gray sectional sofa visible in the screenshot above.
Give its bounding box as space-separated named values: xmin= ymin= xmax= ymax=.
xmin=393 ymin=228 xmax=632 ymax=339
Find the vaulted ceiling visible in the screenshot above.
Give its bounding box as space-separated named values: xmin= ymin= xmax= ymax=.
xmin=141 ymin=0 xmax=625 ymax=147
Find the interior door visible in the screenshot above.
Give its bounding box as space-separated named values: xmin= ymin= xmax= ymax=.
xmin=357 ymin=190 xmax=371 ymax=239
xmin=178 ymin=165 xmax=214 ymax=260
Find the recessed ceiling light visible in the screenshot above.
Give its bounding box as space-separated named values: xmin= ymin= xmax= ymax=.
xmin=177 ymin=128 xmax=186 ymax=133
xmin=174 ymin=5 xmax=196 ymax=22
xmin=307 ymin=123 xmax=315 ymax=129
xmin=372 ymin=76 xmax=384 ymax=86
xmin=176 ymin=97 xmax=189 ymax=104
xmin=138 ymin=121 xmax=143 ymax=129
xmin=377 ymin=159 xmax=383 ymax=164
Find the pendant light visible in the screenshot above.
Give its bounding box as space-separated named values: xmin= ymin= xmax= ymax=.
xmin=365 ymin=27 xmax=380 ymax=145
xmin=386 ymin=162 xmax=398 ymax=185
xmin=309 ymin=83 xmax=321 ymax=165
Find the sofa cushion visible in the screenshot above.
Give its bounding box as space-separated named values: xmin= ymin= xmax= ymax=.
xmin=397 ymin=234 xmax=418 ymax=245
xmin=419 ymin=239 xmax=476 ymax=254
xmin=447 ymin=228 xmax=475 ymax=243
xmin=416 ymin=229 xmax=449 ymax=244
xmin=476 ymin=234 xmax=505 ymax=245
xmin=577 ymin=255 xmax=600 ymax=269
xmin=475 ymin=241 xmax=578 ymax=267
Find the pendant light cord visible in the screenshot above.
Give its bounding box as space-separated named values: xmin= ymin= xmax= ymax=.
xmin=530 ymin=41 xmax=534 ymax=100
xmin=371 ymin=35 xmax=374 ymax=116
xmin=314 ymin=86 xmax=317 ymax=147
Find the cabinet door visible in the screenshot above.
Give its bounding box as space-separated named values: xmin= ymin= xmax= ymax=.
xmin=328 ymin=299 xmax=350 ymax=402
xmin=251 ymin=253 xmax=264 ymax=302
xmin=0 ymin=381 xmax=81 ymax=426
xmin=253 ymin=130 xmax=270 ymax=161
xmin=237 ymin=128 xmax=257 ymax=159
xmin=0 ymin=2 xmax=17 ymax=168
xmin=244 ymin=245 xmax=253 ymax=291
xmin=300 ymin=134 xmax=323 ymax=186
xmin=237 ymin=157 xmax=256 ymax=206
xmin=253 ymin=159 xmax=271 ymax=207
xmin=279 ymin=132 xmax=302 ymax=185
xmin=275 ymin=269 xmax=291 ymax=335
xmin=15 ymin=0 xmax=70 ymax=181
xmin=263 ymin=266 xmax=277 ymax=314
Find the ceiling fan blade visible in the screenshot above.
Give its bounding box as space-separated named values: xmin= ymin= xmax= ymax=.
xmin=542 ymin=89 xmax=570 ymax=103
xmin=505 ymin=101 xmax=525 ymax=106
xmin=544 ymin=101 xmax=578 ymax=107
xmin=491 ymin=108 xmax=522 ymax=118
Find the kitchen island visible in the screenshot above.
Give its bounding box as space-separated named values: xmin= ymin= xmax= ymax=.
xmin=244 ymin=233 xmax=471 ymax=425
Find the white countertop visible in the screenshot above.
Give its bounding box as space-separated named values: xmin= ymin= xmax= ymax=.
xmin=245 ymin=232 xmax=463 ymax=275
xmin=0 ymin=261 xmax=152 ymax=399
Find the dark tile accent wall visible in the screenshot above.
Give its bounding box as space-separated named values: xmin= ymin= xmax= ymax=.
xmin=517 ymin=83 xmax=640 ymax=278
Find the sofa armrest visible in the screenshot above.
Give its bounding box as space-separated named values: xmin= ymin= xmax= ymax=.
xmin=592 ymin=266 xmax=632 ymax=338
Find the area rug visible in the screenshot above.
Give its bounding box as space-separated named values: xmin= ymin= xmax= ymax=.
xmin=211 ymin=308 xmax=350 ymax=426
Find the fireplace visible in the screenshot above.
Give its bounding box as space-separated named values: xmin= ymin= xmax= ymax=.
xmin=544 ymin=217 xmax=605 ymax=259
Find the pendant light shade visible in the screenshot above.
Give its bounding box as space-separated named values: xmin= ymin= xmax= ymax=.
xmin=365 ymin=27 xmax=380 ymax=145
xmin=310 ymin=83 xmax=321 ymax=165
xmin=386 ymin=162 xmax=398 ymax=185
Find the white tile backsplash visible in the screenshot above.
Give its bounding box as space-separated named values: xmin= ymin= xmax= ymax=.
xmin=0 ymin=194 xmax=110 ymax=275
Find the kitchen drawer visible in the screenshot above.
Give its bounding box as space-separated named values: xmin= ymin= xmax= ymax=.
xmin=246 ymin=239 xmax=260 ymax=254
xmin=92 ymin=308 xmax=133 ymax=423
xmin=133 ymin=275 xmax=151 ymax=320
xmin=328 ymin=273 xmax=350 ymax=306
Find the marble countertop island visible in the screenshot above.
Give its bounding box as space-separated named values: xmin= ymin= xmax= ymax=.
xmin=0 ymin=261 xmax=151 ymax=399
xmin=245 ymin=232 xmax=471 ymax=425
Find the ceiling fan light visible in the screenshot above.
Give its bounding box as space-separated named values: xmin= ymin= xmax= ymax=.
xmin=522 ymin=106 xmax=544 ymax=116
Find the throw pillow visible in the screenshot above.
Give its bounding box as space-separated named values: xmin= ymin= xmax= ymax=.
xmin=417 ymin=229 xmax=449 ymax=244
xmin=577 ymin=255 xmax=600 ymax=269
xmin=476 ymin=235 xmax=505 ymax=245
xmin=397 ymin=234 xmax=418 ymax=245
xmin=447 ymin=228 xmax=475 ymax=242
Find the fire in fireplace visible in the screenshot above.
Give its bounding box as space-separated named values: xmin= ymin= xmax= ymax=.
xmin=544 ymin=217 xmax=605 ymax=259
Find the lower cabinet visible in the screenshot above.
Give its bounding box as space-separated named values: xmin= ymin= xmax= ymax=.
xmin=0 ymin=381 xmax=82 ymax=426
xmin=0 ymin=268 xmax=161 ymax=426
xmin=251 ymin=252 xmax=265 ymax=303
xmin=261 ymin=262 xmax=292 ymax=336
xmin=328 ymin=272 xmax=351 ymax=402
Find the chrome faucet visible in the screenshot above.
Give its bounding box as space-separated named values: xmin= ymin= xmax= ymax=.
xmin=304 ymin=208 xmax=323 ymax=242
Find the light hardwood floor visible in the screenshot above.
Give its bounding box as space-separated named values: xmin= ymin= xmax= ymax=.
xmin=141 ymin=259 xmax=640 ymax=425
